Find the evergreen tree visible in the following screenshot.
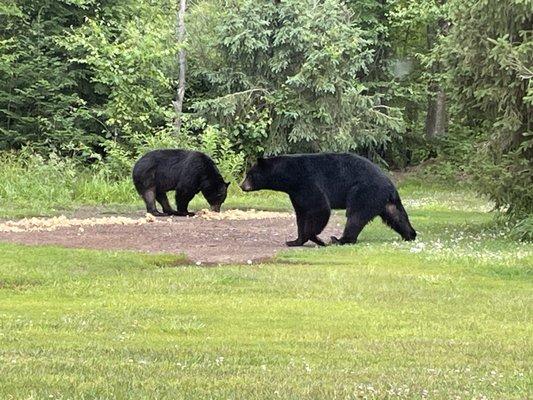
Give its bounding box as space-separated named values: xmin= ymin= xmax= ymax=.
xmin=440 ymin=0 xmax=532 ymax=216
xmin=191 ymin=0 xmax=405 ymax=156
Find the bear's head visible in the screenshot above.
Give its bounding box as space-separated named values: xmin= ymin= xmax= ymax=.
xmin=241 ymin=157 xmax=291 ymax=192
xmin=204 ymin=181 xmax=230 ymax=212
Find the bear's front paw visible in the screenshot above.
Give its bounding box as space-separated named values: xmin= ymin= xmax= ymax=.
xmin=285 ymin=239 xmax=303 ymax=247
xmin=150 ymin=211 xmax=168 ymax=217
xmin=311 ymin=236 xmax=326 ymax=247
xmin=174 ymin=211 xmax=195 ymax=217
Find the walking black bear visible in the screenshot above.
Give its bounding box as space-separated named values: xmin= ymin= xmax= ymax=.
xmin=240 ymin=153 xmax=416 ymax=246
xmin=133 ymin=149 xmax=229 ymax=216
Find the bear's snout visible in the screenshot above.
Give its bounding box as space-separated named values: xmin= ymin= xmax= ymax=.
xmin=240 ymin=178 xmax=253 ymax=192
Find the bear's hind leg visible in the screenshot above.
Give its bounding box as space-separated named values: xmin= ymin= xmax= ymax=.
xmin=331 ymin=185 xmax=380 ymax=245
xmin=331 ymin=212 xmax=372 ymax=245
xmin=380 ymin=202 xmax=417 ymax=241
xmin=142 ymin=189 xmax=166 ymax=216
xmin=156 ymin=191 xmax=175 ymax=215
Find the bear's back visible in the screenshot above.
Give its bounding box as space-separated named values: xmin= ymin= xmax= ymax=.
xmin=133 ymin=149 xmax=215 ymax=192
xmin=279 ymin=153 xmax=394 ymax=208
xmin=291 ymin=153 xmax=389 ymax=183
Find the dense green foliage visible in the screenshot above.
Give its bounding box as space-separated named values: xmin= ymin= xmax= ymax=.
xmin=1 ymin=184 xmax=531 ymax=398
xmin=190 ymin=0 xmax=404 ymax=155
xmin=436 ymin=0 xmax=532 ymax=218
xmin=0 ymin=0 xmax=531 ymax=231
xmin=0 ymin=0 xmax=177 ymax=154
xmin=0 ymin=0 xmax=89 ymax=150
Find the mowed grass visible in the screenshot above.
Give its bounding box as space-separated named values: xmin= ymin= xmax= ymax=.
xmin=0 ymin=181 xmax=532 ymax=399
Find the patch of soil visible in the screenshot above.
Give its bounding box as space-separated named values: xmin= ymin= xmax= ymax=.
xmin=0 ymin=210 xmax=344 ymax=264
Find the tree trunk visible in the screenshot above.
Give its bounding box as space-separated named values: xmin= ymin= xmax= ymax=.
xmin=425 ymin=4 xmax=449 ymax=140
xmin=173 ymin=0 xmax=186 ymax=134
xmin=425 ymin=88 xmax=447 ymax=139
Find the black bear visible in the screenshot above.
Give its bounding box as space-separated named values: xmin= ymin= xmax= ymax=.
xmin=240 ymin=153 xmax=416 ymax=246
xmin=132 ymin=149 xmax=229 ymax=216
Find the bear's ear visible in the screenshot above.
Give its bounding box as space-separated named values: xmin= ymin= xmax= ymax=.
xmin=257 ymin=157 xmax=266 ymax=166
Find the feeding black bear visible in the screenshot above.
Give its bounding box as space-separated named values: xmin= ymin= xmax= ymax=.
xmin=132 ymin=149 xmax=229 ymax=216
xmin=240 ymin=153 xmax=416 ymax=246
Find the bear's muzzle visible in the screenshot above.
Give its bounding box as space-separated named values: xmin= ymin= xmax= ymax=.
xmin=240 ymin=178 xmax=253 ymax=192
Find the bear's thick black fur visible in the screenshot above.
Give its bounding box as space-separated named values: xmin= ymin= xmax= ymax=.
xmin=132 ymin=149 xmax=229 ymax=216
xmin=240 ymin=153 xmax=416 ymax=246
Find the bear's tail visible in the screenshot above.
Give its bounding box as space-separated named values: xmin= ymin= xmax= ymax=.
xmin=380 ymin=190 xmax=417 ymax=241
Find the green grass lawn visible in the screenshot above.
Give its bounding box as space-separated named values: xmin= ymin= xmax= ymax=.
xmin=0 ymin=180 xmax=531 ymax=399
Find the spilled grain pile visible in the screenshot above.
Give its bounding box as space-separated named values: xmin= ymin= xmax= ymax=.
xmin=194 ymin=209 xmax=291 ymax=221
xmin=0 ymin=209 xmax=292 ymax=233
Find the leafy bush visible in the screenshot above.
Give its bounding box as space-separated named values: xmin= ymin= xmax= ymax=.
xmin=61 ymin=0 xmax=177 ymax=143
xmin=199 ymin=126 xmax=246 ymax=181
xmin=94 ymin=116 xmax=246 ymax=184
xmin=0 ymin=1 xmax=90 ymax=151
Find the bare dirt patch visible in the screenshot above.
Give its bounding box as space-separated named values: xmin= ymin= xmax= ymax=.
xmin=0 ymin=209 xmax=343 ymax=264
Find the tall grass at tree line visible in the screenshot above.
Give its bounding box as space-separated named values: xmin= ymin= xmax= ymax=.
xmin=0 ymin=151 xmax=135 ymax=214
xmin=0 ymin=148 xmax=288 ymax=218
